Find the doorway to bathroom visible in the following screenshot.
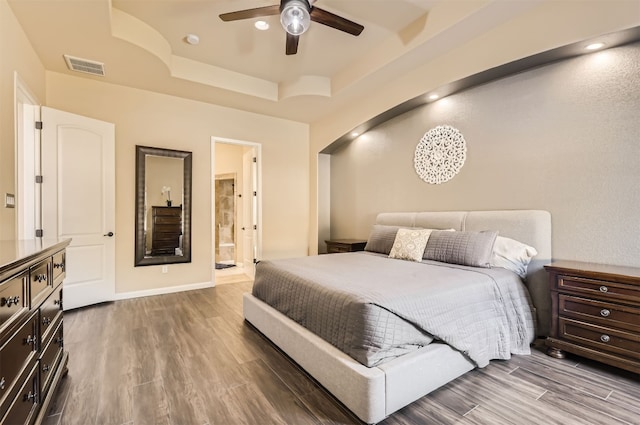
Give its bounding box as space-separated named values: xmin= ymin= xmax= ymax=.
xmin=211 ymin=137 xmax=261 ymax=284
xmin=214 ymin=174 xmax=236 ymax=268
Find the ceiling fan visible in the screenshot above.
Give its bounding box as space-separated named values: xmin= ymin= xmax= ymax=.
xmin=219 ymin=0 xmax=364 ymax=55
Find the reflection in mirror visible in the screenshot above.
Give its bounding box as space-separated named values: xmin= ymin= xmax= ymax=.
xmin=135 ymin=146 xmax=192 ymax=266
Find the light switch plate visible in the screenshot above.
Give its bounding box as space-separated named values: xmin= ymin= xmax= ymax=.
xmin=5 ymin=193 xmax=15 ymax=208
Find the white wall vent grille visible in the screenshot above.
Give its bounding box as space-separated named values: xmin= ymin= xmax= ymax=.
xmin=63 ymin=55 xmax=105 ymax=76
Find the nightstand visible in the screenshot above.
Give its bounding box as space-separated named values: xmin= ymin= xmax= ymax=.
xmin=325 ymin=239 xmax=367 ymax=254
xmin=544 ymin=261 xmax=640 ymax=374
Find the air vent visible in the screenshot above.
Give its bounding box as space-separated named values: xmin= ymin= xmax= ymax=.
xmin=63 ymin=55 xmax=105 ymax=76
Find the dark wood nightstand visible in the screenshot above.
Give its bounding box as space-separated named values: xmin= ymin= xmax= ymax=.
xmin=544 ymin=260 xmax=640 ymax=374
xmin=325 ymin=239 xmax=367 ymax=254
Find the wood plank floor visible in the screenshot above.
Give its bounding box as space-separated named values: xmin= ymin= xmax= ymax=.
xmin=43 ymin=280 xmax=639 ymax=425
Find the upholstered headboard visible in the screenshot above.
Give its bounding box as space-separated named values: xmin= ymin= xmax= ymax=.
xmin=375 ymin=210 xmax=552 ymax=336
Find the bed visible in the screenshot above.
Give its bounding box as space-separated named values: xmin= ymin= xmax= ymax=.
xmin=243 ymin=210 xmax=551 ymax=423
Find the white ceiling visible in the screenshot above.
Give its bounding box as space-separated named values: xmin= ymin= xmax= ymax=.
xmin=7 ymin=0 xmax=640 ymax=124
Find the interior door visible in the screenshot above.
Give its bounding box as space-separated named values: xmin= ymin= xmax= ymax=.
xmin=242 ymin=149 xmax=257 ymax=277
xmin=41 ymin=107 xmax=115 ymax=310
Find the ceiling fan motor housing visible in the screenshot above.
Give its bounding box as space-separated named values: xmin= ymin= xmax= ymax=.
xmin=280 ymin=0 xmax=312 ymax=36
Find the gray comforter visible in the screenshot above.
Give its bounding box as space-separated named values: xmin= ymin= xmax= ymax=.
xmin=252 ymin=252 xmax=536 ymax=367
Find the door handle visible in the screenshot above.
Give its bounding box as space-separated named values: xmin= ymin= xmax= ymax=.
xmin=104 ymin=232 xmax=114 ymax=237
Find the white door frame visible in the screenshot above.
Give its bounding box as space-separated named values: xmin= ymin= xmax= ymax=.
xmin=14 ymin=72 xmax=41 ymax=240
xmin=211 ymin=136 xmax=262 ymax=284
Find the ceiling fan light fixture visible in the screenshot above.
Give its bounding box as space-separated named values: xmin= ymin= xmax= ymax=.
xmin=280 ymin=0 xmax=311 ymax=36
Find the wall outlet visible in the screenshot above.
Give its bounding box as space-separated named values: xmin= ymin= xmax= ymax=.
xmin=162 ymin=265 xmax=168 ymax=273
xmin=5 ymin=193 xmax=15 ymax=208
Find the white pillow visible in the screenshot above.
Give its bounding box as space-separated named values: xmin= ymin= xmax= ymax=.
xmin=490 ymin=236 xmax=538 ymax=278
xmin=389 ymin=228 xmax=432 ymax=262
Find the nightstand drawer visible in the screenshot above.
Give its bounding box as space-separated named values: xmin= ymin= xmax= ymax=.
xmin=558 ymin=275 xmax=640 ymax=303
xmin=559 ymin=317 xmax=640 ymax=360
xmin=559 ymin=295 xmax=640 ymax=333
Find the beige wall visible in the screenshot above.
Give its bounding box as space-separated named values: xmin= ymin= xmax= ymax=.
xmin=0 ymin=0 xmax=46 ymax=240
xmin=328 ymin=43 xmax=640 ymax=268
xmin=45 ymin=72 xmax=309 ymax=294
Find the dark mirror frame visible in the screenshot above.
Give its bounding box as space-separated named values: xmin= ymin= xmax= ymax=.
xmin=135 ymin=145 xmax=192 ymax=266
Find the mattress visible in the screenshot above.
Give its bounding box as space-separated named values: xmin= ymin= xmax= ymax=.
xmin=252 ymin=251 xmax=536 ymax=367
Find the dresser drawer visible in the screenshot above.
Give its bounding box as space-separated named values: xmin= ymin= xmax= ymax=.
xmin=52 ymin=251 xmax=66 ymax=284
xmin=40 ymin=285 xmax=63 ymax=342
xmin=557 ymin=274 xmax=640 ymax=303
xmin=0 ymin=363 xmax=39 ymax=425
xmin=559 ymin=317 xmax=640 ymax=360
xmin=29 ymin=258 xmax=52 ymax=308
xmin=39 ymin=321 xmax=63 ymax=399
xmin=559 ymin=295 xmax=640 ymax=333
xmin=0 ymin=312 xmax=38 ymax=409
xmin=0 ymin=271 xmax=28 ymax=334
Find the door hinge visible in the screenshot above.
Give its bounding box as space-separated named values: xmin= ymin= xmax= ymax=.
xmin=253 ymin=258 xmax=260 ymax=264
xmin=253 ymin=225 xmax=257 ymax=230
xmin=252 ymin=157 xmax=257 ymax=163
xmin=35 ymin=229 xmax=43 ymax=237
xmin=253 ymin=191 xmax=257 ymax=197
xmin=35 ymin=121 xmax=43 ymax=130
xmin=35 ymin=175 xmax=43 ymax=183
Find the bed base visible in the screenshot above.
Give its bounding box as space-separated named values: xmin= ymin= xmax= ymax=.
xmin=244 ymin=293 xmax=475 ymax=424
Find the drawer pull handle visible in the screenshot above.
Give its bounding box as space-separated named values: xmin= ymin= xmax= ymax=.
xmin=42 ymin=316 xmax=52 ymax=325
xmin=1 ymin=295 xmax=20 ymax=307
xmin=35 ymin=274 xmax=47 ymax=283
xmin=53 ymin=262 xmax=65 ymax=270
xmin=600 ymin=309 xmax=611 ymax=317
xmin=25 ymin=335 xmax=37 ymax=347
xmin=56 ymin=336 xmax=64 ymax=347
xmin=42 ymin=364 xmax=50 ymax=373
xmin=54 ymin=299 xmax=61 ymax=305
xmin=24 ymin=391 xmax=37 ymax=403
xmin=600 ymin=334 xmax=610 ymax=343
xmin=599 ymin=285 xmax=608 ymax=293
xmin=0 ymin=377 xmax=5 ymax=390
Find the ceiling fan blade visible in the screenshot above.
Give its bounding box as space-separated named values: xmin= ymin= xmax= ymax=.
xmin=286 ymin=32 xmax=299 ymax=55
xmin=219 ymin=5 xmax=280 ymax=22
xmin=310 ymin=7 xmax=364 ymax=36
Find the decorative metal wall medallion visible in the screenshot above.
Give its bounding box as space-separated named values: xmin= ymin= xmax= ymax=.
xmin=414 ymin=125 xmax=467 ymax=184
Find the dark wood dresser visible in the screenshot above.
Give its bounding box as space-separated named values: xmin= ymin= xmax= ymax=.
xmin=325 ymin=239 xmax=367 ymax=254
xmin=0 ymin=239 xmax=70 ymax=425
xmin=151 ymin=206 xmax=182 ymax=255
xmin=545 ymin=261 xmax=640 ymax=374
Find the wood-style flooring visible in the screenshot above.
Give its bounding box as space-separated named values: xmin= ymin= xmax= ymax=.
xmin=43 ymin=280 xmax=639 ymax=425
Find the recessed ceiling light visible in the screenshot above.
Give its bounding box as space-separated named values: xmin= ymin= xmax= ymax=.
xmin=255 ymin=20 xmax=269 ymax=30
xmin=585 ymin=42 xmax=605 ymax=51
xmin=185 ymin=34 xmax=200 ymax=45
xmin=428 ymin=94 xmax=439 ymax=100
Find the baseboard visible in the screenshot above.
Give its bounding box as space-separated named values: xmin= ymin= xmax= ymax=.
xmin=113 ymin=281 xmax=214 ymax=301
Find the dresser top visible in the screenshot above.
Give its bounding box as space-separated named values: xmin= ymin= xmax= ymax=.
xmin=545 ymin=260 xmax=640 ymax=282
xmin=0 ymin=239 xmax=71 ymax=277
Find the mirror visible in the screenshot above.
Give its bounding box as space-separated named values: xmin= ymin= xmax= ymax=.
xmin=135 ymin=145 xmax=192 ymax=266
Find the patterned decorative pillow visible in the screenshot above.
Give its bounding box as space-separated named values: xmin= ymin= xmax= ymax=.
xmin=424 ymin=230 xmax=498 ymax=268
xmin=388 ymin=228 xmax=433 ymax=262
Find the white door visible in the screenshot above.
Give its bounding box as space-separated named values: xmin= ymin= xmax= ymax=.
xmin=41 ymin=107 xmax=115 ymax=310
xmin=242 ymin=149 xmax=257 ymax=277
